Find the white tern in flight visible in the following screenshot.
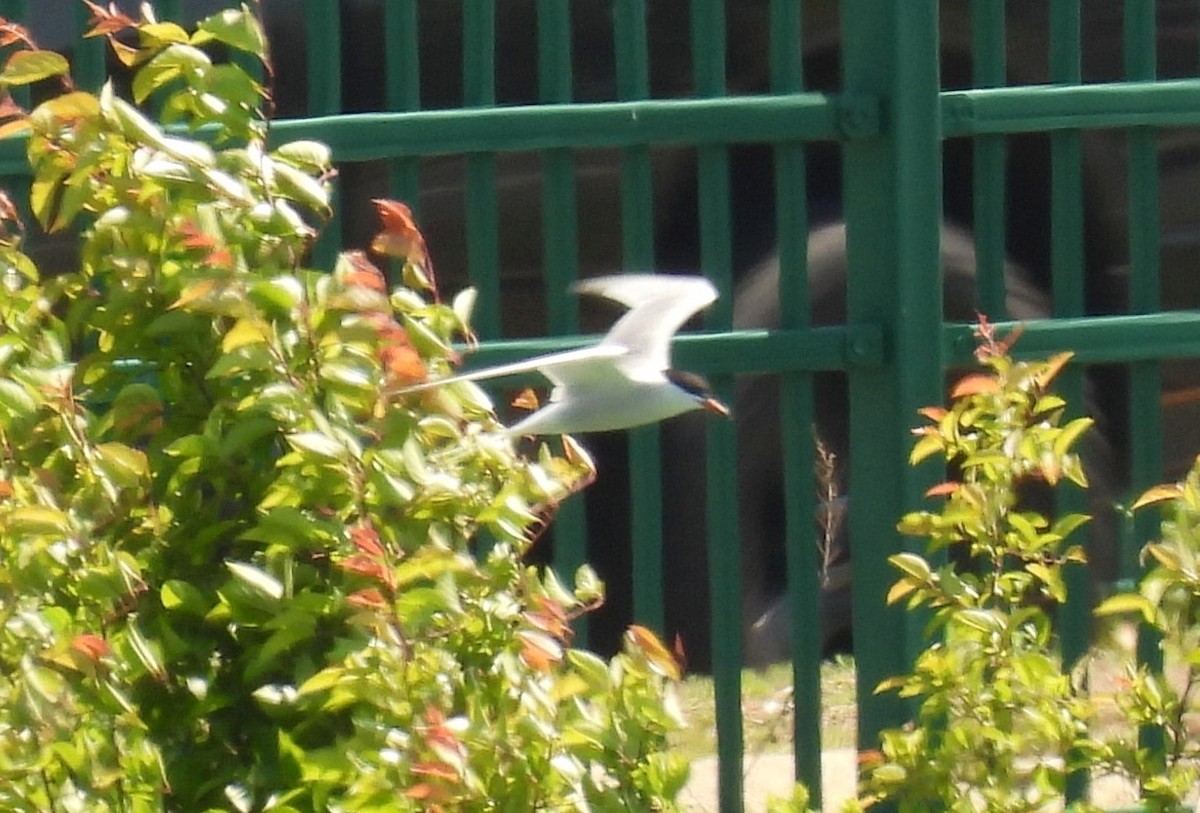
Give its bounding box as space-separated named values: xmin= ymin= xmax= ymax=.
xmin=397 ymin=274 xmax=731 ymax=435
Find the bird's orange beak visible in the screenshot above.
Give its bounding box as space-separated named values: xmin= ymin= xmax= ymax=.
xmin=702 ymin=397 xmax=731 ymax=419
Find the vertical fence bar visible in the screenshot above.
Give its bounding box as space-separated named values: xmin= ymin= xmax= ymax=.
xmin=384 ymin=0 xmax=422 ymax=215
xmin=536 ymin=0 xmax=588 ymax=632
xmin=156 ymin=0 xmax=183 ymax=22
xmin=72 ymin=1 xmax=105 ymax=90
xmin=305 ymin=0 xmax=342 ymax=269
xmin=614 ymin=0 xmax=667 ymax=636
xmin=462 ymin=1 xmax=501 ymax=340
xmin=1047 ymin=3 xmax=1091 ymax=799
xmin=768 ymin=0 xmax=821 ymax=801
xmin=1123 ymin=0 xmax=1166 ymax=766
xmin=1048 ymin=0 xmax=1092 ymax=668
xmin=841 ymin=0 xmax=944 ymax=742
xmin=970 ymin=0 xmax=1008 ymax=317
xmin=690 ymin=3 xmax=740 ymax=811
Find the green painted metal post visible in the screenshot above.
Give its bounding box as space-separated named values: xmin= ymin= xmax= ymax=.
xmin=383 ymin=0 xmax=422 ymax=219
xmin=970 ymin=0 xmax=1008 ymax=318
xmin=1124 ymin=0 xmax=1167 ymax=767
xmin=536 ymin=0 xmax=588 ymax=635
xmin=690 ymin=4 xmax=742 ymax=812
xmin=305 ymin=0 xmax=342 ymax=269
xmin=462 ymin=1 xmax=501 ymax=341
xmin=1047 ymin=0 xmax=1093 ymax=683
xmin=614 ymin=0 xmax=668 ymax=637
xmin=840 ymin=0 xmax=944 ymax=742
xmin=71 ymin=1 xmax=105 ymax=90
xmin=768 ymin=0 xmax=822 ymax=801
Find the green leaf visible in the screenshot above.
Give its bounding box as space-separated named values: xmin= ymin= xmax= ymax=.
xmin=194 ymin=9 xmax=268 ymax=57
xmin=1143 ymin=543 xmax=1183 ymax=571
xmin=1026 ymin=562 xmax=1066 ymax=603
xmin=0 ymin=378 xmax=38 ymax=417
xmin=1049 ymin=512 xmax=1090 ymax=542
xmin=285 ymin=431 xmax=346 ymax=461
xmin=132 ymin=44 xmax=212 ymax=104
xmin=95 ymin=442 xmax=149 ymax=489
xmin=1053 ymin=416 xmax=1093 ymax=457
xmin=271 ymin=161 xmax=330 ymax=214
xmin=0 ymin=50 xmax=70 ymax=87
xmin=138 ymin=21 xmax=191 ymax=46
xmin=7 ymin=505 xmax=71 ymax=536
xmin=160 ymin=580 xmax=209 ymax=617
xmin=273 ymin=140 xmax=331 ymax=173
xmin=29 ymin=90 xmax=99 ymax=133
xmin=125 ymin=620 xmax=167 ymax=681
xmin=248 ymin=276 xmax=303 ymax=318
xmin=566 ymin=650 xmax=611 ymax=692
xmin=888 ymin=552 xmax=933 ymax=584
xmin=908 ymin=433 xmax=943 ymax=466
xmin=297 ymin=666 xmax=346 ymax=697
xmin=394 ymin=548 xmax=476 ymax=589
xmin=108 ymin=94 xmax=169 ymax=150
xmin=955 ymin=608 xmax=1005 ymax=634
xmin=225 ymin=560 xmax=284 ymax=601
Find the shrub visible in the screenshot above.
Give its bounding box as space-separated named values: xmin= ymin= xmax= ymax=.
xmin=1092 ymin=463 xmax=1200 ymax=807
xmin=858 ymin=317 xmax=1200 ymax=813
xmin=859 ymin=319 xmax=1097 ymax=813
xmin=0 ymin=5 xmax=687 ymax=811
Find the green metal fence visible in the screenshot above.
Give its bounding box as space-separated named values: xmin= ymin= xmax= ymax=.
xmin=10 ymin=1 xmax=1200 ymax=811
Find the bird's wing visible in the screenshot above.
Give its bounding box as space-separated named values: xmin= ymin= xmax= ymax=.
xmin=393 ymin=343 xmax=627 ymax=394
xmin=573 ymin=274 xmax=718 ymax=378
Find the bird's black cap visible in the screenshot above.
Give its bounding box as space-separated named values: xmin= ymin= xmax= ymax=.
xmin=665 ymin=369 xmax=731 ymax=417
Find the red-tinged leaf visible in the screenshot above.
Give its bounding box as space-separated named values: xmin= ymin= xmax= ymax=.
xmin=404 ymin=783 xmax=451 ymax=802
xmin=858 ymin=749 xmax=885 ymax=766
xmin=0 ymin=480 xmax=11 ymax=499
xmin=419 ymin=707 xmax=463 ymax=753
xmin=340 ymin=250 xmax=387 ymax=292
xmin=511 ymin=388 xmax=540 ymax=411
xmin=673 ymin=634 xmax=688 ymax=675
xmin=523 ymin=598 xmax=570 ymax=640
xmin=204 ymin=247 xmax=235 ymax=270
xmin=925 ymin=481 xmax=960 ymax=498
xmin=950 ymin=373 xmax=1001 ymax=398
xmin=371 ymin=198 xmax=431 ymax=268
xmin=71 ymin=634 xmax=111 ymax=660
xmin=411 ymin=761 xmax=459 ymax=781
xmin=519 ymin=631 xmax=562 ymax=672
xmin=1131 ymin=484 xmax=1183 ymax=511
xmin=346 ymin=589 xmax=388 ymax=610
xmin=0 ymin=94 xmax=24 ymax=119
xmin=348 ymin=522 xmax=385 ymax=557
xmin=996 ymin=322 xmax=1026 ymax=353
xmin=625 ymin=624 xmax=682 ymax=680
xmin=0 ymin=21 xmax=35 ymax=49
xmin=381 ymin=341 xmax=426 ymax=385
xmin=338 ymin=554 xmax=395 ymax=590
xmin=175 ymin=220 xmax=218 ymax=251
xmin=82 ymin=1 xmax=137 ymax=37
xmin=917 ymin=406 xmax=947 ymax=422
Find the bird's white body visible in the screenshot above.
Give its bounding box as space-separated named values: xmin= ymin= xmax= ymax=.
xmin=397 ymin=274 xmax=727 ymax=435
